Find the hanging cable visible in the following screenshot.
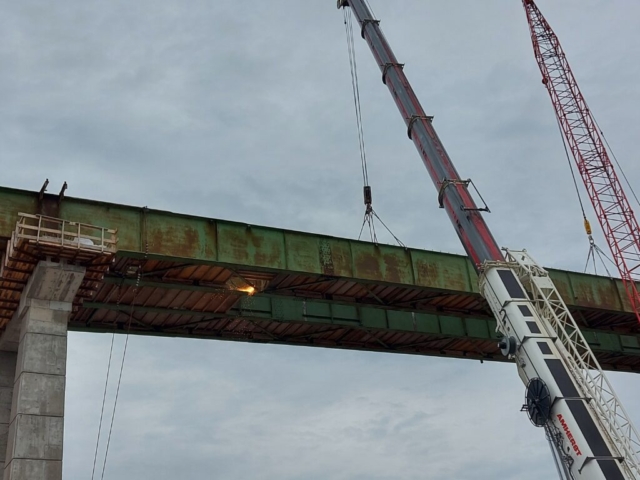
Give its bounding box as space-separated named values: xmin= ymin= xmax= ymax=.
xmin=344 ymin=8 xmax=369 ymax=187
xmin=555 ymin=116 xmax=587 ymax=218
xmin=343 ymin=7 xmax=404 ymax=247
xmin=99 ymin=321 xmax=131 ymax=480
xmin=91 ymin=332 xmax=116 ymax=480
xmin=100 ymin=317 xmax=131 ymax=480
xmin=99 ymin=270 xmax=140 ymax=480
xmin=554 ymin=116 xmax=615 ymax=276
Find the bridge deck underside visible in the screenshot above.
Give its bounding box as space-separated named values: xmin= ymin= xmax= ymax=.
xmin=71 ymin=255 xmax=640 ymax=372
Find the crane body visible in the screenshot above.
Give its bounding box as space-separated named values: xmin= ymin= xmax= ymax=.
xmin=337 ymin=1 xmax=640 ymax=478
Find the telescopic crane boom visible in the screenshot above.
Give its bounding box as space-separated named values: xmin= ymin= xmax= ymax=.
xmin=522 ymin=0 xmax=640 ymax=325
xmin=337 ymin=1 xmax=640 ymax=478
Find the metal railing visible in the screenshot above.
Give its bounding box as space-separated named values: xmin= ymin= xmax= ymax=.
xmin=13 ymin=213 xmax=117 ymax=254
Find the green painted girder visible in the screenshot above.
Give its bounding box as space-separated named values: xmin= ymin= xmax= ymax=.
xmin=90 ymin=277 xmax=640 ymax=359
xmin=0 ymin=185 xmax=633 ymax=316
xmin=78 ymin=294 xmax=640 ymax=363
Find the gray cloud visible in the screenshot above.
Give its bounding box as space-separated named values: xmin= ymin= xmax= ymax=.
xmin=3 ymin=0 xmax=640 ymax=478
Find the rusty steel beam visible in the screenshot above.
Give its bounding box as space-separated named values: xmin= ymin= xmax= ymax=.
xmin=0 ymin=186 xmax=633 ymax=316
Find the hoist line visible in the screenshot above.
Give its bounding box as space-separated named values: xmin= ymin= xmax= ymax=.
xmin=344 ymin=5 xmax=405 ymax=248
xmin=344 ymin=8 xmax=369 ymax=186
xmin=555 ymin=115 xmax=587 ymax=219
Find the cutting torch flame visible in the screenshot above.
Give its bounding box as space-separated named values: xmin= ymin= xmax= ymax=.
xmin=237 ymin=286 xmax=256 ymax=295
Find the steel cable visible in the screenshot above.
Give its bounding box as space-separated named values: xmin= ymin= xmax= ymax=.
xmin=343 ymin=7 xmax=404 ymax=247
xmin=99 ymin=278 xmax=138 ymax=480
xmin=555 ymin=116 xmax=615 ymax=275
xmin=344 ymin=8 xmax=369 ymax=186
xmin=91 ymin=332 xmax=115 ymax=480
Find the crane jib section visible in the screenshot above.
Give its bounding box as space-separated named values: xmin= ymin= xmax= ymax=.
xmin=338 ymin=0 xmax=502 ymax=269
xmin=523 ymin=0 xmax=640 ymax=324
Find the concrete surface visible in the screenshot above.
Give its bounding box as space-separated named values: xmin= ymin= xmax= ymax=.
xmin=0 ymin=261 xmax=84 ymax=480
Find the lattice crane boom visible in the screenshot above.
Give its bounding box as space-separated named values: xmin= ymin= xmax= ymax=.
xmin=523 ymin=0 xmax=640 ymax=323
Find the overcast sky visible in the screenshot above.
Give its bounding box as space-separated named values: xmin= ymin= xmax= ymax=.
xmin=2 ymin=1 xmax=640 ymax=479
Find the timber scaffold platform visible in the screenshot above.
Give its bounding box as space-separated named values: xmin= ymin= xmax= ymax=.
xmin=0 ymin=213 xmax=118 ymax=326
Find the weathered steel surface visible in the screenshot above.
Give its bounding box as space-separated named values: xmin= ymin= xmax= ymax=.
xmin=0 ymin=186 xmax=630 ymax=315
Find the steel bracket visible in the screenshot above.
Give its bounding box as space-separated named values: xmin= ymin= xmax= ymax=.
xmin=360 ymin=18 xmax=380 ymax=38
xmin=437 ymin=178 xmax=491 ymax=213
xmin=382 ymin=62 xmax=404 ymax=85
xmin=407 ymin=115 xmax=433 ymax=139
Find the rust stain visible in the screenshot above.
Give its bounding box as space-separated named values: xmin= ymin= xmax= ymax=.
xmin=149 ymin=224 xmax=200 ymax=258
xmin=325 ymin=240 xmax=352 ymax=277
xmin=573 ymin=283 xmax=599 ymax=309
xmin=224 ymin=228 xmax=251 ymax=264
xmin=250 ymin=232 xmax=263 ymax=249
xmin=440 ymin=266 xmax=469 ymax=292
xmin=570 ymin=275 xmax=621 ymax=311
xmin=382 ymin=253 xmax=402 ymax=283
xmin=203 ymin=221 xmax=218 ymax=261
xmin=182 ymin=227 xmax=200 ymax=256
xmin=415 ymin=260 xmax=440 ymax=288
xmin=247 ymin=228 xmax=285 ymax=269
xmin=254 ymin=249 xmax=282 ymax=269
xmin=416 ymin=260 xmax=440 ymax=284
xmin=319 ymin=239 xmax=335 ymax=276
xmin=354 ymin=250 xmax=382 ymax=280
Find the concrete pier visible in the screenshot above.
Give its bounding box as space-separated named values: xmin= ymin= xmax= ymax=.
xmin=0 ymin=262 xmax=85 ymax=480
xmin=0 ymin=352 xmax=16 ymax=474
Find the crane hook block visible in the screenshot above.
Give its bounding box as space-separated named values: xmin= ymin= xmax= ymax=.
xmin=363 ymin=185 xmax=373 ymax=206
xmin=337 ymin=0 xmax=349 ymax=8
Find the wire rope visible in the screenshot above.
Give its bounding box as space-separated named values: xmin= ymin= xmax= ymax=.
xmin=343 ymin=5 xmax=404 ymax=248
xmin=91 ymin=332 xmax=115 ymax=480
xmin=99 ymin=279 xmax=138 ymax=479
xmin=554 ymin=116 xmax=615 ymax=275
xmin=344 ymin=8 xmax=369 ymax=186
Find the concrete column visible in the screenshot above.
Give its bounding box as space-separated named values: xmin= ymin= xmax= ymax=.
xmin=0 ymin=352 xmax=17 ymax=473
xmin=2 ymin=261 xmax=84 ymax=480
